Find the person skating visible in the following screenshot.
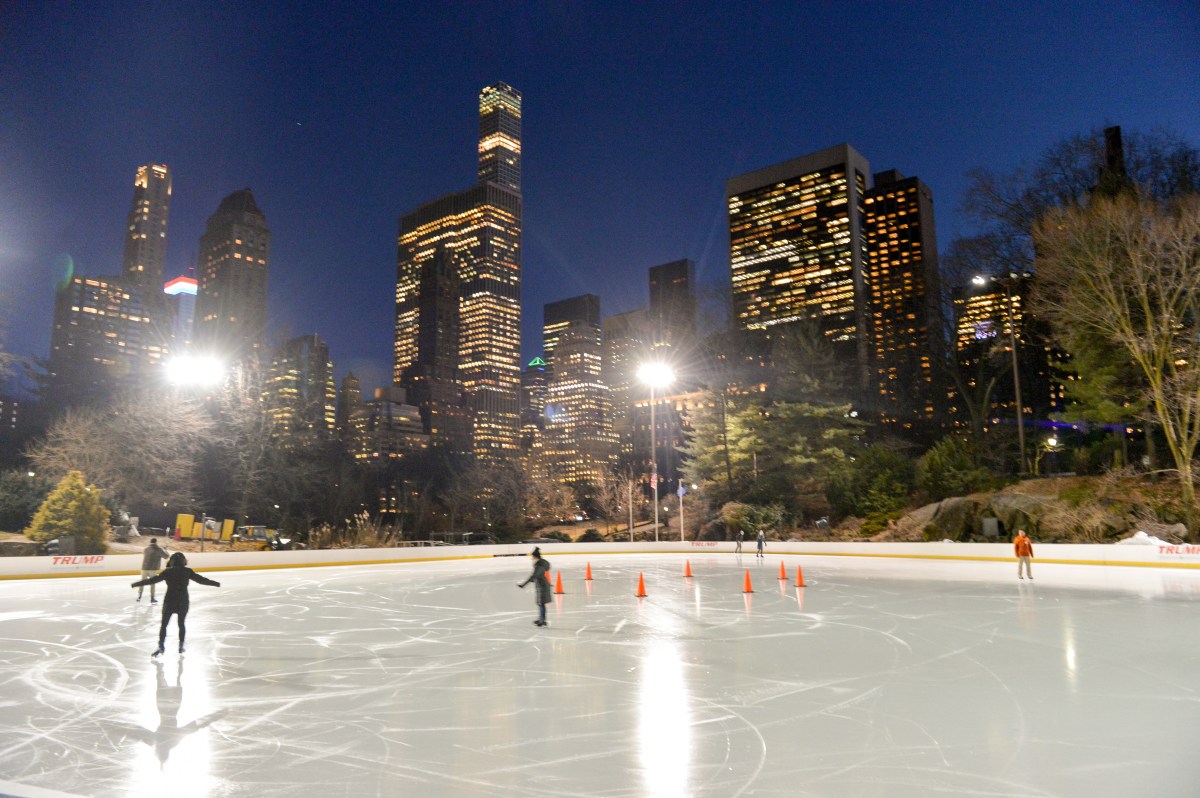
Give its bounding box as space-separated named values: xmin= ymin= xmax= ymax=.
xmin=137 ymin=538 xmax=170 ymax=603
xmin=131 ymin=552 xmax=220 ymax=657
xmin=735 ymin=530 xmax=743 ymax=554
xmin=1014 ymin=529 xmax=1034 ymax=580
xmin=756 ymin=529 xmax=766 ymax=559
xmin=517 ymin=547 xmax=552 ymax=627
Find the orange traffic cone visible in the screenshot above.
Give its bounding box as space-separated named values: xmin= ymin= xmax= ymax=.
xmin=743 ymin=569 xmax=754 ymax=593
xmin=585 ymin=562 xmax=593 ymax=581
xmin=778 ymin=561 xmax=787 ymax=580
xmin=684 ymin=560 xmax=693 ymax=578
xmin=554 ymin=572 xmax=565 ymax=594
xmin=795 ymin=565 xmax=806 ymax=587
xmin=636 ymin=572 xmax=648 ymax=597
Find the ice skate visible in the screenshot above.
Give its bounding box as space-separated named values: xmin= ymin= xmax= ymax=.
xmin=179 ymin=644 xmax=185 ymax=654
xmin=151 ymin=645 xmax=164 ymax=658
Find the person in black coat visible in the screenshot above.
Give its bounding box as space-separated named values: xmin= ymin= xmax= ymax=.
xmin=517 ymin=547 xmax=552 ymax=627
xmin=131 ymin=552 xmax=221 ymax=656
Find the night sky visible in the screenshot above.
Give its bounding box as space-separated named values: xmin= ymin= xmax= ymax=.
xmin=2 ymin=2 xmax=1197 ymax=395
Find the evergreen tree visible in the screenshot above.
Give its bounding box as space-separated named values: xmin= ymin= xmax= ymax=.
xmin=25 ymin=470 xmax=109 ymax=553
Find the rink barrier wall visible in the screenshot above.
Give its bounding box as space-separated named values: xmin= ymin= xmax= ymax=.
xmin=1 ymin=540 xmax=1199 ymax=580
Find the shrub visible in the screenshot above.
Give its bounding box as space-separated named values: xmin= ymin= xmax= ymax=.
xmin=917 ymin=436 xmax=1000 ymax=501
xmin=576 ymin=529 xmax=604 ymax=543
xmin=25 ymin=471 xmax=109 ymax=554
xmin=826 ymin=447 xmax=916 ymax=518
xmin=544 ymin=530 xmax=572 ymax=542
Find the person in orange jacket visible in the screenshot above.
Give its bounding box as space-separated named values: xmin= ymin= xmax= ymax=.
xmin=1014 ymin=529 xmax=1034 ymax=580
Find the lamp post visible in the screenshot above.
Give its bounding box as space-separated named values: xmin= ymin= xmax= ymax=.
xmin=974 ymin=274 xmax=1027 ymax=474
xmin=637 ymin=361 xmax=675 ymax=543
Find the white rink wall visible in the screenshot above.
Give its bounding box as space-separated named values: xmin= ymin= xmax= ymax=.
xmin=2 ymin=539 xmax=1200 ymax=580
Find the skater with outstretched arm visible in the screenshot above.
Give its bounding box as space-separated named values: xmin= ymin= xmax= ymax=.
xmin=131 ymin=552 xmax=220 ymax=656
xmin=517 ymin=547 xmax=551 ymax=627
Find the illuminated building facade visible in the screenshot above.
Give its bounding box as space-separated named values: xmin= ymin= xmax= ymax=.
xmin=263 ymin=334 xmax=336 ymax=444
xmin=121 ymin=164 xmax=172 ymax=311
xmin=863 ymin=170 xmax=944 ymax=431
xmin=48 ymin=276 xmax=164 ymax=408
xmin=648 ymin=259 xmax=696 ymax=349
xmin=346 ymin=386 xmax=430 ymax=463
xmin=395 ymin=83 xmax=522 ymax=461
xmin=195 ymin=189 xmax=271 ymax=362
xmin=543 ymin=304 xmax=616 ymax=485
xmin=954 ymin=274 xmax=1065 ymax=426
xmin=727 ymin=144 xmax=871 ymax=385
xmin=543 ymin=294 xmax=600 ymax=365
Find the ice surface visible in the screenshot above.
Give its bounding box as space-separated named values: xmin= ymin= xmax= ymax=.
xmin=1 ymin=553 xmax=1199 ymax=797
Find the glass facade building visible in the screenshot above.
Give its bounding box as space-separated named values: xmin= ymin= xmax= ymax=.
xmin=195 ymin=189 xmax=271 ymax=361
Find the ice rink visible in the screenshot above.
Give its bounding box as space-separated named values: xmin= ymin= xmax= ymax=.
xmin=1 ymin=552 xmax=1199 ymax=798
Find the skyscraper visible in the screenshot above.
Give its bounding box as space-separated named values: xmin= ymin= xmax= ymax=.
xmin=399 ymin=248 xmax=471 ymax=454
xmin=543 ymin=294 xmax=600 ymax=365
xmin=48 ymin=276 xmax=164 ymax=409
xmin=195 ymin=189 xmax=271 ymax=361
xmin=727 ymin=144 xmax=871 ymax=385
xmin=601 ymin=308 xmax=651 ymax=463
xmin=542 ymin=299 xmax=615 ymax=485
xmin=121 ymin=164 xmax=172 ymax=302
xmin=263 ymin=333 xmax=336 ymax=444
xmin=395 ymin=83 xmax=522 ymax=461
xmin=863 ymin=170 xmax=944 ymax=431
xmin=648 ymin=259 xmax=696 ymax=349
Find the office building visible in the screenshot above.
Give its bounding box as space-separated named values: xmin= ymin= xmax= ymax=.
xmin=728 ymin=144 xmax=871 ymax=386
xmin=543 ymin=308 xmax=616 ymax=485
xmin=543 ymin=294 xmax=600 ymax=365
xmin=395 ymin=83 xmax=522 ymax=461
xmin=601 ymin=308 xmax=651 ymax=463
xmin=648 ymin=259 xmax=696 ymax=349
xmin=47 ymin=276 xmax=165 ymax=409
xmin=195 ymin=189 xmax=271 ymax=361
xmin=263 ymin=334 xmax=336 ymax=444
xmin=863 ymin=170 xmax=944 ymax=431
xmin=398 ymin=248 xmax=471 ymax=454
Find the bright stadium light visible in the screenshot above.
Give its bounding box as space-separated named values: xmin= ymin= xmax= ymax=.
xmin=638 ymin=361 xmax=675 ymax=542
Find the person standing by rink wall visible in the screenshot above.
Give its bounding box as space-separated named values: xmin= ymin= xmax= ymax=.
xmin=137 ymin=538 xmax=170 ymax=603
xmin=735 ymin=530 xmax=744 ymax=553
xmin=756 ymin=529 xmax=766 ymax=559
xmin=1014 ymin=529 xmax=1034 ymax=580
xmin=517 ymin=547 xmax=551 ymax=627
xmin=132 ymin=552 xmax=221 ymax=656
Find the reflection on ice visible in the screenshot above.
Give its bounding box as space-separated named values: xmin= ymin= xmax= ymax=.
xmin=638 ymin=642 xmax=691 ymax=797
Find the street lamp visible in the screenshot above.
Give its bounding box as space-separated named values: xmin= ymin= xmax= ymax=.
xmin=974 ymin=273 xmax=1027 ymax=474
xmin=637 ymin=361 xmax=675 ymax=542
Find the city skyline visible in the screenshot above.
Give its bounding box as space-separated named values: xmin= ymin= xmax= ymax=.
xmin=2 ymin=3 xmax=1197 ymax=395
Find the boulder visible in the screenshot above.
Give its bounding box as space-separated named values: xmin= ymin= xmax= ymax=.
xmin=923 ymin=496 xmax=987 ymax=541
xmin=988 ymin=493 xmax=1047 ymax=537
xmin=0 ymin=538 xmax=39 ymax=557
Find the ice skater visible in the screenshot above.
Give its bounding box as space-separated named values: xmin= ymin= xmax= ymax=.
xmin=136 ymin=538 xmax=170 ymax=603
xmin=131 ymin=552 xmax=221 ymax=656
xmin=756 ymin=529 xmax=766 ymax=558
xmin=517 ymin=547 xmax=551 ymax=627
xmin=735 ymin=530 xmax=743 ymax=553
xmin=1014 ymin=529 xmax=1034 ymax=580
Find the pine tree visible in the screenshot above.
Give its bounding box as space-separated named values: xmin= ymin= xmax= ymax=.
xmin=25 ymin=470 xmax=109 ymax=554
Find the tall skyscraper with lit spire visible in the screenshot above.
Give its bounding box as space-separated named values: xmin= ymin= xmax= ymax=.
xmin=121 ymin=164 xmax=172 ymax=301
xmin=395 ymin=83 xmax=522 ymax=461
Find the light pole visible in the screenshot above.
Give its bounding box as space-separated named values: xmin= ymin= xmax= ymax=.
xmin=974 ymin=274 xmax=1027 ymax=474
xmin=637 ymin=361 xmax=675 ymax=543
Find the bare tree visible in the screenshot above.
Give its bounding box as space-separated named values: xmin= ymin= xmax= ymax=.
xmin=1033 ymin=194 xmax=1200 ymax=519
xmin=27 ymin=391 xmax=217 ymax=513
